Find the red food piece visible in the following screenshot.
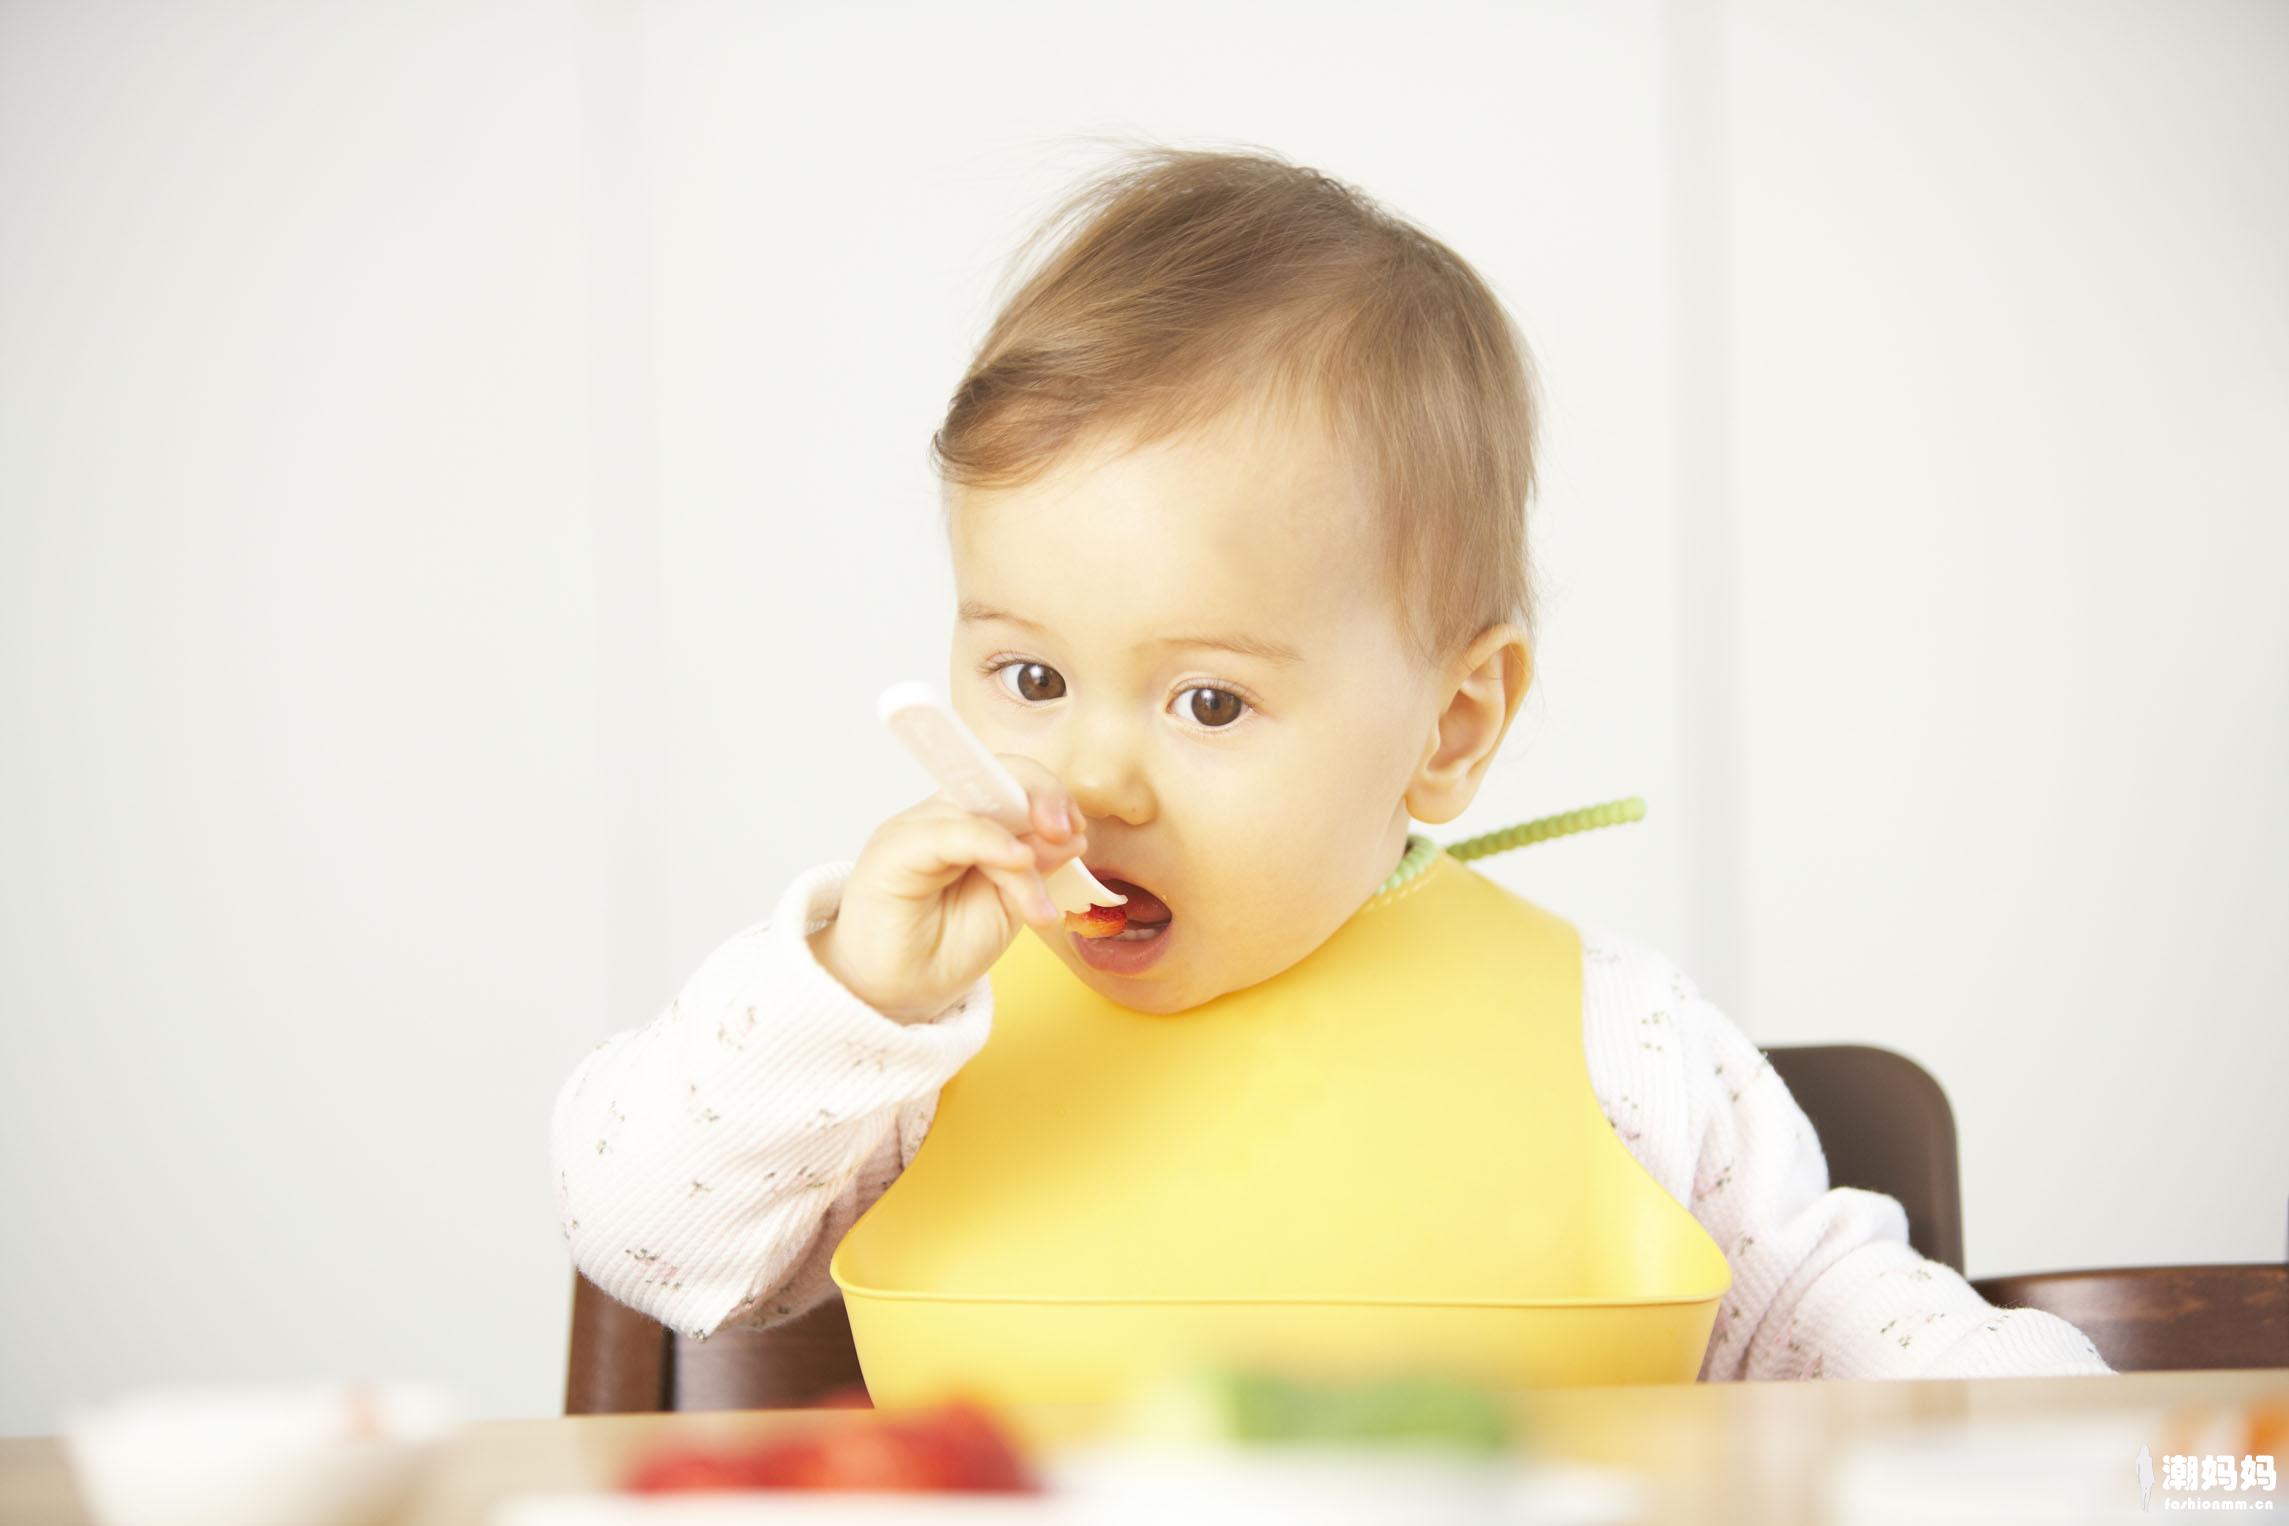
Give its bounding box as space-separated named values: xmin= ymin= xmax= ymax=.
xmin=904 ymin=1400 xmax=1036 ymax=1492
xmin=624 ymin=1444 xmax=767 ymax=1493
xmin=748 ymin=1427 xmax=933 ymax=1490
xmin=621 ymin=1399 xmax=1040 ymax=1495
xmin=1065 ymin=903 xmax=1127 ymax=939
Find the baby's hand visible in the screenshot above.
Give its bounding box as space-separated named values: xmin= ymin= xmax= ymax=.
xmin=808 ymin=755 xmax=1087 ymax=1024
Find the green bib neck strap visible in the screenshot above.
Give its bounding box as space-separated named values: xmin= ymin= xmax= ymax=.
xmin=1379 ymin=796 xmax=1647 ymax=896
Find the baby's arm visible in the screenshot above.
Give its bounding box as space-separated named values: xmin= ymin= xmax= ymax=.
xmin=1578 ymin=927 xmax=2112 ymax=1380
xmin=548 ymin=861 xmax=989 ymax=1342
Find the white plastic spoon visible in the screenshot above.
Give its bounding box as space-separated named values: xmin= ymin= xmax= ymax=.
xmin=877 ymin=680 xmax=1128 ymax=914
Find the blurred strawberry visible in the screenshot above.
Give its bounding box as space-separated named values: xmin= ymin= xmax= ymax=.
xmin=623 ymin=1444 xmax=763 ymax=1492
xmin=623 ymin=1399 xmax=1040 ymax=1494
xmin=906 ymin=1400 xmax=1037 ymax=1491
xmin=750 ymin=1424 xmax=939 ymax=1490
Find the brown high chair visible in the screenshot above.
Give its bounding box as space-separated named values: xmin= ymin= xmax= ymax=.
xmin=1966 ymin=1265 xmax=2287 ymax=1371
xmin=565 ymin=1042 xmax=1981 ymax=1413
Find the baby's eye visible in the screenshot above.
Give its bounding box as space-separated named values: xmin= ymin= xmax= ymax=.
xmin=993 ymin=661 xmax=1066 ymax=704
xmin=1175 ymin=686 xmax=1247 ymax=729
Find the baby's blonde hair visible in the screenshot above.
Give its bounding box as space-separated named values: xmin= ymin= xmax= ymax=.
xmin=931 ymin=141 xmax=1541 ymax=667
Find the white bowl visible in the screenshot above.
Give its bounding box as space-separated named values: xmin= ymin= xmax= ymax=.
xmin=61 ymin=1380 xmax=460 ymax=1526
xmin=1045 ymin=1441 xmax=1643 ymax=1525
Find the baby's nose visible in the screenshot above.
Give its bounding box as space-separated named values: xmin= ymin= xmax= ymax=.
xmin=1064 ymin=757 xmax=1153 ymax=828
xmin=1053 ymin=708 xmax=1155 ymax=826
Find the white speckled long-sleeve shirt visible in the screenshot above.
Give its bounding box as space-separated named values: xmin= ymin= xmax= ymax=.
xmin=549 ymin=856 xmax=2112 ymax=1381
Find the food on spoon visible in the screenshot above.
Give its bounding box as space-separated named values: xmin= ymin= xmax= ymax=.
xmin=1065 ymin=903 xmax=1128 ymax=939
xmin=1066 ymin=879 xmax=1175 ymax=940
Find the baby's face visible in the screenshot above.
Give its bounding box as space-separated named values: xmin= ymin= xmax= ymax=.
xmin=947 ymin=401 xmax=1440 ymax=1013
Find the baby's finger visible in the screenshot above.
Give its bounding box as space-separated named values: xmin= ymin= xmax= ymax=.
xmin=899 ymin=791 xmax=1082 ymax=876
xmin=878 ymin=811 xmax=1037 ymax=899
xmin=993 ymin=753 xmax=1083 ymax=843
xmin=969 ymin=860 xmax=1060 ymax=928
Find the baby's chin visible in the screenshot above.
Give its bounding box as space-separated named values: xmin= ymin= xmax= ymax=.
xmin=1091 ymin=977 xmax=1198 ymax=1016
xmin=1026 ymin=924 xmax=1206 ymax=1015
xmin=1055 ymin=941 xmax=1198 ymax=1014
xmin=1034 ymin=876 xmax=1365 ymax=1013
xmin=1051 ymin=924 xmax=1327 ymax=1016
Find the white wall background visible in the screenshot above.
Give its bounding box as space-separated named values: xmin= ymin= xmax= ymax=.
xmin=1 ymin=0 xmax=2280 ymax=1434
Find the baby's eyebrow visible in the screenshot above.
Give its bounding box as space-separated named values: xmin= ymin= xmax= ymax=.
xmin=957 ymin=601 xmax=1070 ymax=644
xmin=959 ymin=600 xmax=1303 ymax=667
xmin=958 ymin=600 xmax=1038 ymax=630
xmin=1155 ymin=632 xmax=1304 ymax=667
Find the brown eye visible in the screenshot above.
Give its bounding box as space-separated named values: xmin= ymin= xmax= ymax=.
xmin=1181 ymin=687 xmax=1246 ymax=728
xmin=995 ymin=661 xmax=1066 ymax=703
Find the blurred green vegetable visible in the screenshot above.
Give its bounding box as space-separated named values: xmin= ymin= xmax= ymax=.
xmin=1125 ymin=1367 xmax=1516 ymax=1453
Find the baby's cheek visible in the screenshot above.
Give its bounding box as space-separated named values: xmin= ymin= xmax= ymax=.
xmin=1217 ymin=867 xmax=1321 ymax=952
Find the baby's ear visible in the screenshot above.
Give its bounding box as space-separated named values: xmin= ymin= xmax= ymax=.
xmin=1403 ymin=624 xmax=1532 ymax=824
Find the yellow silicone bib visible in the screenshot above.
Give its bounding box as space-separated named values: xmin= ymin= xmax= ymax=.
xmin=830 ymin=842 xmax=1730 ymax=1406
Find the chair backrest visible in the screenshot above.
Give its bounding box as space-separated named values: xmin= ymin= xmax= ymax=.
xmin=1765 ymin=1043 xmax=1965 ymax=1273
xmin=1967 ymin=1264 xmax=2288 ymax=1371
xmin=564 ymin=1270 xmax=866 ymax=1415
xmin=564 ymin=1041 xmax=1966 ymax=1412
xmin=564 ymin=1269 xmax=669 ymax=1414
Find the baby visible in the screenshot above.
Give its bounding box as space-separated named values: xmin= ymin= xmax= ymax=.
xmin=551 ymin=145 xmax=2109 ymax=1385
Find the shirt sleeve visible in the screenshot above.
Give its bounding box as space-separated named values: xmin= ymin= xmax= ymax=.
xmin=548 ymin=861 xmax=988 ymax=1341
xmin=1576 ymin=924 xmax=2114 ymax=1381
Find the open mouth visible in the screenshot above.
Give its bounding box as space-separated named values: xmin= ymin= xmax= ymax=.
xmin=1064 ymin=875 xmax=1175 ymax=972
xmin=1066 ymin=878 xmax=1172 ymax=939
